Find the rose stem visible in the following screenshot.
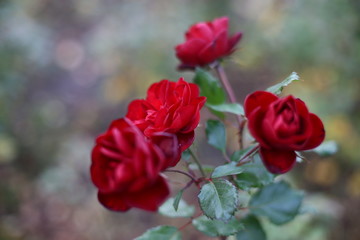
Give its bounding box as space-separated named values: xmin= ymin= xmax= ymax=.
xmin=236 ymin=145 xmax=259 ymax=166
xmin=164 ymin=169 xmax=198 ymax=183
xmin=214 ymin=64 xmax=246 ymax=149
xmin=189 ymin=148 xmax=206 ymax=177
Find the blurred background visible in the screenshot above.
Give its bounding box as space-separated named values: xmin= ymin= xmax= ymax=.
xmin=0 ymin=0 xmax=359 ymax=239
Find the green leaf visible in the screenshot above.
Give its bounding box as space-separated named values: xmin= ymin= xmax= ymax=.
xmin=173 ymin=190 xmax=183 ymax=211
xmin=159 ymin=197 xmax=195 ymax=218
xmin=236 ymin=215 xmax=266 ymax=240
xmin=194 ymin=68 xmax=226 ymax=105
xmin=234 ymin=172 xmax=260 ymax=190
xmin=205 ymin=119 xmax=226 ymax=153
xmin=135 ymin=226 xmax=181 ymax=240
xmin=181 ymin=149 xmax=191 ymax=161
xmin=207 ymin=103 xmax=244 ymax=116
xmin=309 ymin=140 xmax=338 ymax=156
xmin=234 ymin=154 xmax=274 ymax=189
xmin=212 ymin=162 xmax=244 ymax=178
xmin=198 ymin=179 xmax=238 ymax=221
xmin=266 ymin=72 xmax=300 ymax=95
xmin=231 ymin=146 xmax=258 ymax=162
xmin=193 ymin=215 xmax=243 ymax=237
xmin=249 ymin=181 xmax=303 ymax=225
xmin=189 ymin=163 xmax=215 ymax=174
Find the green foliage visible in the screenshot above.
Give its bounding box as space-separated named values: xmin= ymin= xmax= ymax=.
xmin=310 ymin=140 xmax=338 ymax=156
xmin=205 ymin=119 xmax=226 ymax=153
xmin=194 ymin=68 xmax=226 ymax=105
xmin=231 ymin=146 xmax=257 ymax=162
xmin=189 ymin=163 xmax=215 ymax=174
xmin=236 ymin=215 xmax=266 ymax=240
xmin=212 ymin=162 xmax=244 ymax=178
xmin=249 ymin=181 xmax=303 ymax=225
xmin=181 ymin=149 xmax=191 ymax=161
xmin=135 ymin=226 xmax=181 ymax=240
xmin=173 ymin=190 xmax=184 ymax=211
xmin=266 ymin=72 xmax=300 ymax=95
xmin=198 ymin=179 xmax=238 ymax=221
xmin=194 ymin=68 xmax=244 ymax=118
xmin=207 ymin=103 xmax=244 ymax=115
xmin=192 ymin=215 xmax=243 ymax=237
xmin=159 ymin=197 xmax=195 ymax=218
xmin=234 ymin=154 xmax=274 ymax=190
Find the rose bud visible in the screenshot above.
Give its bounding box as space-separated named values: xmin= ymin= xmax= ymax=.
xmin=175 ymin=16 xmax=242 ymax=70
xmin=244 ymin=91 xmax=325 ymax=174
xmin=126 ymin=78 xmax=206 ymax=151
xmin=91 ymin=118 xmax=179 ymax=211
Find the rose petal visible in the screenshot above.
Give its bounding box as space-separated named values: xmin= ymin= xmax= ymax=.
xmin=98 ymin=191 xmax=131 ymax=212
xmin=126 ymin=100 xmax=151 ymax=131
xmin=186 ymin=22 xmax=213 ymax=41
xmin=150 ymin=132 xmax=181 ymax=169
xmin=213 ymin=30 xmax=229 ymax=58
xmin=244 ymin=91 xmax=278 ymax=117
xmin=300 ymin=113 xmax=326 ymax=150
xmin=126 ymin=175 xmax=170 ymax=211
xmin=177 ymin=131 xmax=195 ymax=151
xmin=228 ymin=32 xmax=243 ymax=52
xmin=175 ymin=39 xmax=206 ymax=66
xmin=260 ymin=147 xmax=297 ymax=174
xmin=247 ymin=107 xmax=273 ymax=149
xmin=198 ymin=41 xmax=218 ymax=65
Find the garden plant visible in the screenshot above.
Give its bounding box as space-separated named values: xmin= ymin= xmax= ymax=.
xmin=90 ymin=17 xmax=328 ymax=240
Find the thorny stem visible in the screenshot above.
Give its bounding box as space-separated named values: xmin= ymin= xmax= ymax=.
xmin=164 ymin=169 xmax=198 ymax=183
xmin=189 ymin=148 xmax=206 ymax=177
xmin=222 ymin=152 xmax=231 ymax=163
xmin=214 ymin=64 xmax=246 ymax=149
xmin=179 ymin=212 xmax=203 ymax=231
xmin=182 ymin=179 xmax=196 ymax=191
xmin=238 ymin=118 xmax=247 ymax=149
xmin=236 ymin=145 xmax=260 ymax=166
xmin=184 ymin=160 xmax=197 ymax=178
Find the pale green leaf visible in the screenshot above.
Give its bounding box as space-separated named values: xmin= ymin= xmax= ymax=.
xmin=236 ymin=215 xmax=266 ymax=240
xmin=193 ymin=215 xmax=243 ymax=237
xmin=173 ymin=190 xmax=183 ymax=211
xmin=135 ymin=226 xmax=181 ymax=240
xmin=206 ymin=119 xmax=226 ymax=153
xmin=198 ymin=179 xmax=238 ymax=221
xmin=212 ymin=162 xmax=244 ymax=178
xmin=249 ymin=181 xmax=303 ymax=225
xmin=207 ymin=103 xmax=244 ymax=116
xmin=159 ymin=197 xmax=195 ymax=218
xmin=266 ymin=72 xmax=300 ymax=95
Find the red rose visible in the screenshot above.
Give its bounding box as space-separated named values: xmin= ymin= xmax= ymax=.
xmin=91 ymin=118 xmax=179 ymax=211
xmin=126 ymin=78 xmax=206 ymax=151
xmin=244 ymin=91 xmax=325 ymax=174
xmin=175 ymin=16 xmax=242 ymax=70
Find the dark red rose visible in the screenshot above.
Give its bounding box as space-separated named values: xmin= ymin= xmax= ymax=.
xmin=175 ymin=16 xmax=242 ymax=70
xmin=244 ymin=91 xmax=325 ymax=174
xmin=91 ymin=118 xmax=179 ymax=211
xmin=126 ymin=78 xmax=206 ymax=151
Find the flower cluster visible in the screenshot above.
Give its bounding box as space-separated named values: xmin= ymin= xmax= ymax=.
xmin=91 ymin=16 xmax=326 ymax=219
xmin=91 ymin=79 xmax=205 ymax=211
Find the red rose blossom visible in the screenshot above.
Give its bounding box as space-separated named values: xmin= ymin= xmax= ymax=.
xmin=244 ymin=91 xmax=325 ymax=174
xmin=175 ymin=16 xmax=243 ymax=70
xmin=126 ymin=78 xmax=206 ymax=151
xmin=91 ymin=118 xmax=179 ymax=211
